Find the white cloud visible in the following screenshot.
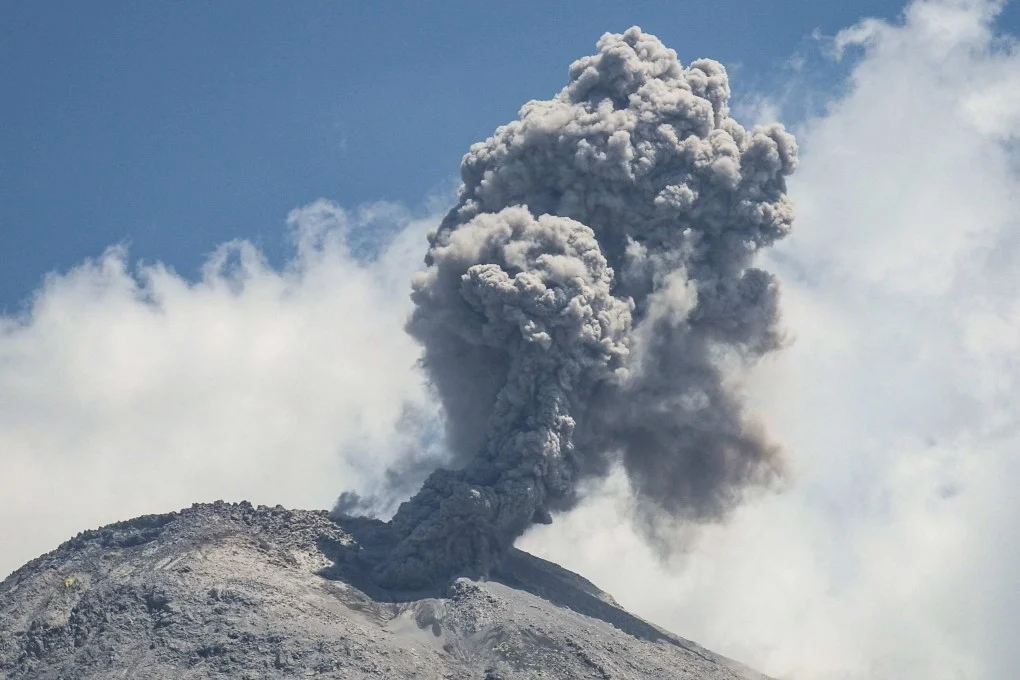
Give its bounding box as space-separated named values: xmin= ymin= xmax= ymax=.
xmin=0 ymin=199 xmax=440 ymax=580
xmin=521 ymin=1 xmax=1020 ymax=678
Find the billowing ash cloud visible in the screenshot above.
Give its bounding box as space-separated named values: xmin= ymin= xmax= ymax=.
xmin=367 ymin=27 xmax=797 ymax=589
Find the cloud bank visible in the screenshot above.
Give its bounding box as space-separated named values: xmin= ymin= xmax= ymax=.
xmin=0 ymin=201 xmax=441 ymax=580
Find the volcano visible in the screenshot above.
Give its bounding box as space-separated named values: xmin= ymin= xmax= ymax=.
xmin=0 ymin=502 xmax=767 ymax=679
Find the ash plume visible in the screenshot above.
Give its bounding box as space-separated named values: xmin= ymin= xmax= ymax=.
xmin=363 ymin=27 xmax=798 ymax=589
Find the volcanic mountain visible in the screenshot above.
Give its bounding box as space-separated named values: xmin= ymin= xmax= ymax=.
xmin=0 ymin=501 xmax=768 ymax=679
xmin=0 ymin=27 xmax=795 ymax=680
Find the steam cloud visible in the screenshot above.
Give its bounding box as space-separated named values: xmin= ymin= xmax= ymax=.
xmin=361 ymin=27 xmax=798 ymax=589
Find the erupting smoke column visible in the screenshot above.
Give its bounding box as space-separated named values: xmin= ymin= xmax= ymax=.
xmin=372 ymin=27 xmax=797 ymax=588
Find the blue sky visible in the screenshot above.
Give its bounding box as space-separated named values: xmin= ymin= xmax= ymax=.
xmin=0 ymin=0 xmax=956 ymax=310
xmin=6 ymin=2 xmax=1020 ymax=678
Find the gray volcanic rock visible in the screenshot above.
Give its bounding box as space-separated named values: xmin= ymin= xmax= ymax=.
xmin=0 ymin=502 xmax=767 ymax=679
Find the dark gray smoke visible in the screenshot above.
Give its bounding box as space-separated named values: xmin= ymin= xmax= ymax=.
xmin=367 ymin=27 xmax=797 ymax=589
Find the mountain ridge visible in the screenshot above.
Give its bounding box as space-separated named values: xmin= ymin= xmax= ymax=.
xmin=0 ymin=501 xmax=768 ymax=679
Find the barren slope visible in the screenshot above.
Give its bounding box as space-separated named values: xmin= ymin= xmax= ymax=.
xmin=0 ymin=502 xmax=766 ymax=679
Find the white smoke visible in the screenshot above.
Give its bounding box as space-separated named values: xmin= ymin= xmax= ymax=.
xmin=0 ymin=200 xmax=442 ymax=580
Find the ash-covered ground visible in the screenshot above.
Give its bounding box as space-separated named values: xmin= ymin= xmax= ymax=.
xmin=0 ymin=502 xmax=768 ymax=679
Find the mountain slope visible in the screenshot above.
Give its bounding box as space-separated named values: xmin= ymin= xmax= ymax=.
xmin=0 ymin=502 xmax=767 ymax=679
